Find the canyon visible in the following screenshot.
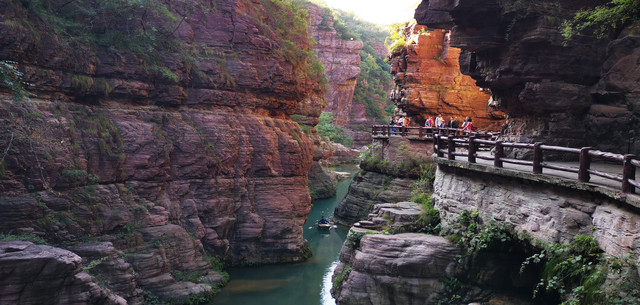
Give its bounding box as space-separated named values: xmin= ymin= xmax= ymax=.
xmin=2 ymin=0 xmax=640 ymax=304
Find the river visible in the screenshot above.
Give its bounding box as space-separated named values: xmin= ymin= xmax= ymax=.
xmin=213 ymin=167 xmax=355 ymax=305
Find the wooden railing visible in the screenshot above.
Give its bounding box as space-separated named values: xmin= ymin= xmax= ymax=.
xmin=371 ymin=125 xmax=499 ymax=139
xmin=434 ymin=134 xmax=640 ymax=194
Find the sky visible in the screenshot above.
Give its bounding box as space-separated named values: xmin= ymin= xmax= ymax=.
xmin=323 ymin=0 xmax=420 ymax=25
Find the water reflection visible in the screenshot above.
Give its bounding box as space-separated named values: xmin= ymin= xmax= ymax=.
xmin=213 ymin=167 xmax=355 ymax=305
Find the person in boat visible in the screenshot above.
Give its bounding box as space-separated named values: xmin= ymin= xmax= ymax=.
xmin=318 ymin=216 xmax=330 ymax=224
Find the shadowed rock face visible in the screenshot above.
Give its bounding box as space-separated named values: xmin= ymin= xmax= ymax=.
xmin=0 ymin=0 xmax=322 ymax=301
xmin=415 ymin=0 xmax=640 ymax=154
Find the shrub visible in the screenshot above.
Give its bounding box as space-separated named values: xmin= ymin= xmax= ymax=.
xmin=562 ymin=0 xmax=640 ymax=39
xmin=519 ymin=234 xmax=640 ymax=304
xmin=0 ymin=60 xmax=28 ymax=100
xmin=316 ymin=112 xmax=353 ymax=147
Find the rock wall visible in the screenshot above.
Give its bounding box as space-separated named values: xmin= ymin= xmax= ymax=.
xmin=389 ymin=23 xmax=505 ymax=130
xmin=0 ymin=241 xmax=126 ymax=305
xmin=332 ymin=137 xmax=432 ymax=226
xmin=0 ymin=0 xmax=323 ymax=302
xmin=332 ymin=202 xmax=540 ymax=305
xmin=433 ymin=160 xmax=640 ymax=267
xmin=415 ymin=0 xmax=640 ymax=154
xmin=307 ymin=4 xmax=364 ymax=127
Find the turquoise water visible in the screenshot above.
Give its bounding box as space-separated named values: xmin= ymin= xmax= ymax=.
xmin=213 ymin=169 xmax=355 ymax=305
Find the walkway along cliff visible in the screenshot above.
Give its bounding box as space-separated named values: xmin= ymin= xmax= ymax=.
xmin=331 ymin=130 xmax=640 ymax=304
xmin=0 ymin=0 xmax=327 ymax=303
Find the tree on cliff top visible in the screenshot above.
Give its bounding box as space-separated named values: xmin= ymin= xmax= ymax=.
xmin=562 ymin=0 xmax=640 ymax=39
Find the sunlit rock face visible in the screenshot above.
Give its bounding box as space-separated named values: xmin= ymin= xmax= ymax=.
xmin=307 ymin=3 xmax=364 ymax=127
xmin=389 ymin=23 xmax=505 ymax=130
xmin=0 ymin=0 xmax=323 ymax=301
xmin=415 ymin=0 xmax=640 ymax=154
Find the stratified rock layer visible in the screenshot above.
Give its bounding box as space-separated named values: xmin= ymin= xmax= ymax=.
xmin=0 ymin=241 xmax=126 ymax=305
xmin=389 ymin=24 xmax=505 ymax=130
xmin=415 ymin=0 xmax=640 ymax=153
xmin=0 ymin=0 xmax=322 ymax=301
xmin=333 ymin=232 xmax=460 ymax=305
xmin=307 ymin=4 xmax=363 ymax=127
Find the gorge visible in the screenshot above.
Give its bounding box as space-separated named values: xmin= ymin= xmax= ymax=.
xmin=1 ymin=0 xmax=640 ymax=304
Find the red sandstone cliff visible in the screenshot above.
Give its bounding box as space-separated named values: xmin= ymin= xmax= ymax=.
xmin=0 ymin=0 xmax=323 ymax=302
xmin=307 ymin=4 xmax=364 ymax=127
xmin=389 ymin=23 xmax=505 ymax=130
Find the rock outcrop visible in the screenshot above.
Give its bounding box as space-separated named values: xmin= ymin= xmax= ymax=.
xmin=333 ymin=232 xmax=461 ymax=305
xmin=333 ymin=137 xmax=432 ymax=226
xmin=414 ymin=0 xmax=640 ymax=154
xmin=389 ymin=23 xmax=506 ymax=130
xmin=307 ymin=4 xmax=364 ymax=127
xmin=332 ymin=202 xmax=539 ymax=305
xmin=0 ymin=241 xmax=126 ymax=305
xmin=0 ymin=0 xmax=325 ymax=301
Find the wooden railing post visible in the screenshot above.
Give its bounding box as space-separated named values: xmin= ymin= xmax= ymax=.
xmin=533 ymin=142 xmax=543 ymax=174
xmin=448 ymin=136 xmax=455 ymax=160
xmin=468 ymin=135 xmax=476 ymax=163
xmin=419 ymin=127 xmax=424 ymax=138
xmin=436 ymin=134 xmax=444 ymax=158
xmin=578 ymin=147 xmax=592 ymax=183
xmin=623 ymin=154 xmax=636 ymax=194
xmin=387 ymin=125 xmax=391 ymax=137
xmin=402 ymin=126 xmax=406 ymax=137
xmin=494 ymin=141 xmax=503 ymax=168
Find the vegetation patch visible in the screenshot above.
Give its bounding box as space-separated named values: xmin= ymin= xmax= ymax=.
xmin=317 ymin=112 xmax=353 ymax=147
xmin=562 ymin=0 xmax=640 ymax=39
xmin=0 ymin=232 xmax=48 ymax=245
xmin=332 ymin=264 xmax=352 ymax=291
xmin=520 ymin=234 xmax=640 ymax=304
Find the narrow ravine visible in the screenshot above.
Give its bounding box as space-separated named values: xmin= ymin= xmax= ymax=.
xmin=213 ymin=166 xmax=357 ymax=305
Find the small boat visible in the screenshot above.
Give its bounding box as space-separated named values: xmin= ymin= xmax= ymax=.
xmin=317 ymin=222 xmax=331 ymax=230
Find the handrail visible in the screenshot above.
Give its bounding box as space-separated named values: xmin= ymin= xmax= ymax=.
xmin=371 ymin=125 xmax=500 ymax=140
xmin=432 ymin=134 xmax=640 ymax=194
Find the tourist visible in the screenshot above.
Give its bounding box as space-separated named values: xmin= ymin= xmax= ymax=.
xmin=463 ymin=116 xmax=472 ymax=132
xmin=425 ymin=116 xmax=434 ymax=128
xmin=318 ymin=216 xmax=329 ymax=224
xmin=435 ymin=114 xmax=444 ymax=128
xmin=451 ymin=117 xmax=459 ymax=129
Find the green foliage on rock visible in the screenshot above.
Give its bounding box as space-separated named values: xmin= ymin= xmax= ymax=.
xmin=263 ymin=0 xmax=327 ymax=89
xmin=520 ymin=234 xmax=640 ymax=304
xmin=14 ymin=0 xmax=192 ymax=74
xmin=562 ymin=0 xmax=640 ymax=39
xmin=0 ymin=60 xmax=28 ymax=100
xmin=353 ymin=51 xmax=392 ymax=123
xmin=332 ymin=264 xmax=352 ymax=291
xmin=317 ymin=112 xmax=353 ymax=147
xmin=410 ymin=164 xmax=440 ymax=234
